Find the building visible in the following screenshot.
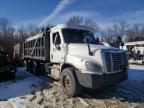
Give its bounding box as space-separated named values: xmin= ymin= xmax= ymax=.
xmin=125 ymin=41 xmax=144 ymax=60
xmin=125 ymin=41 xmax=144 ymax=54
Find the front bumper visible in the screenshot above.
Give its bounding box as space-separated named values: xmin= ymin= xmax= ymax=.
xmin=0 ymin=66 xmax=10 ymax=73
xmin=0 ymin=65 xmax=16 ymax=73
xmin=76 ymin=70 xmax=128 ymax=89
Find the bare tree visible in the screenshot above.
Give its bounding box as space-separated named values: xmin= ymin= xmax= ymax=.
xmin=126 ymin=28 xmax=134 ymax=42
xmin=100 ymin=31 xmax=108 ymax=42
xmin=118 ymin=22 xmax=129 ymax=38
xmin=112 ymin=23 xmax=120 ymax=37
xmin=27 ymin=23 xmax=39 ymax=36
xmin=17 ymin=25 xmax=29 ymax=43
xmin=17 ymin=25 xmax=29 ymax=56
xmin=0 ymin=17 xmax=13 ymax=38
xmin=67 ymin=16 xmax=100 ymax=34
xmin=125 ymin=23 xmax=144 ymax=42
xmin=132 ymin=23 xmax=142 ymax=40
xmin=67 ymin=16 xmax=83 ymax=26
xmin=101 ymin=22 xmax=130 ymax=43
xmin=85 ymin=18 xmax=99 ymax=33
xmin=101 ymin=25 xmax=116 ymax=43
xmin=0 ymin=17 xmax=15 ymax=54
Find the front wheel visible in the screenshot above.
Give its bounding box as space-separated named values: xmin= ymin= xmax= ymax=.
xmin=60 ymin=68 xmax=81 ymax=97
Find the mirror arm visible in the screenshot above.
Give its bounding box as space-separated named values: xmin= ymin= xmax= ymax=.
xmin=87 ymin=42 xmax=93 ymax=56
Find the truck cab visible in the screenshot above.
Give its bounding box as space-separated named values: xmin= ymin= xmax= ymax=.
xmin=24 ymin=24 xmax=128 ymax=97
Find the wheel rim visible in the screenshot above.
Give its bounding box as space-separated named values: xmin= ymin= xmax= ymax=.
xmin=63 ymin=75 xmax=72 ymax=90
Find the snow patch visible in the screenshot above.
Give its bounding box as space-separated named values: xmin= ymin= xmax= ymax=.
xmin=0 ymin=68 xmax=45 ymax=100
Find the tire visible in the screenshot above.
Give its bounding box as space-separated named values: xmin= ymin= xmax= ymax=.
xmin=8 ymin=72 xmax=16 ymax=79
xmin=9 ymin=66 xmax=16 ymax=79
xmin=11 ymin=73 xmax=16 ymax=79
xmin=36 ymin=62 xmax=41 ymax=74
xmin=26 ymin=61 xmax=31 ymax=72
xmin=32 ymin=62 xmax=38 ymax=75
xmin=29 ymin=61 xmax=33 ymax=73
xmin=60 ymin=68 xmax=81 ymax=97
xmin=26 ymin=61 xmax=29 ymax=71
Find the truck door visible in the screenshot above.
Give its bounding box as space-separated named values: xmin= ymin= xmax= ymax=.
xmin=51 ymin=32 xmax=62 ymax=63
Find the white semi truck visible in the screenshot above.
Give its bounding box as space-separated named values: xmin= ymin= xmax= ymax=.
xmin=23 ymin=24 xmax=128 ymax=97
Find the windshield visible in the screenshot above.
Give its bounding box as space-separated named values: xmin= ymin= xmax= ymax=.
xmin=62 ymin=29 xmax=97 ymax=44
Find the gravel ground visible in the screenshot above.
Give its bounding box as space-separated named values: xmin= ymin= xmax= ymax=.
xmin=0 ymin=65 xmax=144 ymax=108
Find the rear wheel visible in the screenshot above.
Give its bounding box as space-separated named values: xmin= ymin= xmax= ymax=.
xmin=32 ymin=62 xmax=38 ymax=75
xmin=26 ymin=61 xmax=31 ymax=72
xmin=8 ymin=72 xmax=16 ymax=79
xmin=26 ymin=61 xmax=29 ymax=71
xmin=60 ymin=68 xmax=81 ymax=97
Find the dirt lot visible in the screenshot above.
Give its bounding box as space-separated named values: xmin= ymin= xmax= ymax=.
xmin=0 ymin=65 xmax=144 ymax=108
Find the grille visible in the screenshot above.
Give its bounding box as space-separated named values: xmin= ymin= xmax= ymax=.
xmin=123 ymin=52 xmax=128 ymax=65
xmin=105 ymin=52 xmax=111 ymax=72
xmin=105 ymin=52 xmax=128 ymax=72
xmin=111 ymin=53 xmax=123 ymax=71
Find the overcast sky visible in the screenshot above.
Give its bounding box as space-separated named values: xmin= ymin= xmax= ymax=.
xmin=0 ymin=0 xmax=144 ymax=29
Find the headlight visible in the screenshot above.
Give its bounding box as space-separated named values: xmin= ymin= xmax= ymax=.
xmin=85 ymin=61 xmax=102 ymax=72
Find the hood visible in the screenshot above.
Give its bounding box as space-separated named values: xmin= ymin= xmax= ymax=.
xmin=67 ymin=43 xmax=121 ymax=57
xmin=67 ymin=43 xmax=105 ymax=56
xmin=65 ymin=43 xmax=123 ymax=71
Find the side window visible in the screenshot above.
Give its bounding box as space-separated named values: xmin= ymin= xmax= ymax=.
xmin=53 ymin=32 xmax=61 ymax=45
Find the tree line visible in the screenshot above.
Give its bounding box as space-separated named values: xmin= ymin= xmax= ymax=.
xmin=0 ymin=16 xmax=144 ymax=55
xmin=66 ymin=16 xmax=144 ymax=43
xmin=0 ymin=17 xmax=40 ymax=55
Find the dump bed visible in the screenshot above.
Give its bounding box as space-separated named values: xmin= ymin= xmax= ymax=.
xmin=23 ymin=31 xmax=50 ymax=61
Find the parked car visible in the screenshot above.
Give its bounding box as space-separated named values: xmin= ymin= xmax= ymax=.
xmin=0 ymin=51 xmax=16 ymax=79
